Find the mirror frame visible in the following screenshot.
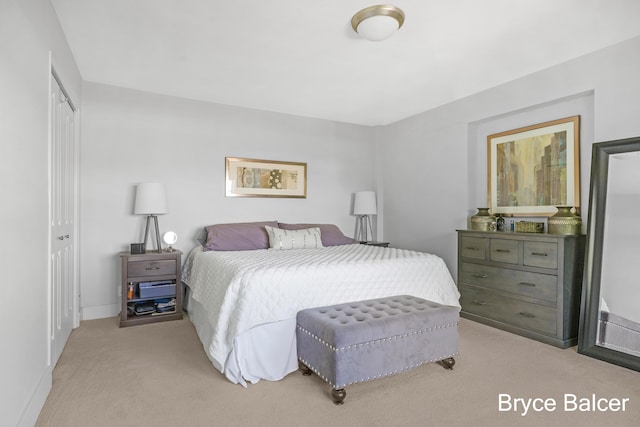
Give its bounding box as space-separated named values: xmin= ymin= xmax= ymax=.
xmin=578 ymin=136 xmax=640 ymax=372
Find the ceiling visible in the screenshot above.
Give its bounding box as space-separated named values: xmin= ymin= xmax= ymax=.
xmin=51 ymin=0 xmax=640 ymax=126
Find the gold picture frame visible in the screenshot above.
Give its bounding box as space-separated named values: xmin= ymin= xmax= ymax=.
xmin=487 ymin=116 xmax=580 ymax=216
xmin=225 ymin=157 xmax=307 ymax=198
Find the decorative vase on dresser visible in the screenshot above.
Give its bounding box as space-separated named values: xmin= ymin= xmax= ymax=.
xmin=456 ymin=230 xmax=585 ymax=348
xmin=469 ymin=208 xmax=496 ymax=231
xmin=547 ymin=206 xmax=582 ymax=235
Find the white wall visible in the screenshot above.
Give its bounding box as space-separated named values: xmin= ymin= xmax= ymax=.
xmin=79 ymin=83 xmax=375 ymax=319
xmin=0 ymin=1 xmax=82 ymax=426
xmin=377 ymin=36 xmax=640 ymax=277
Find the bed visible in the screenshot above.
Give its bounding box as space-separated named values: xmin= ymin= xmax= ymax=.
xmin=181 ymin=222 xmax=461 ymax=386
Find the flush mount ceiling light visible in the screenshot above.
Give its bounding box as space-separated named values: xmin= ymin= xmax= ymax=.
xmin=351 ymin=4 xmax=405 ymax=42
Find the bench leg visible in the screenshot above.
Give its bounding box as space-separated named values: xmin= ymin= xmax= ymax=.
xmin=439 ymin=357 xmax=456 ymax=370
xmin=299 ymin=361 xmax=313 ymax=376
xmin=331 ymin=388 xmax=346 ymax=405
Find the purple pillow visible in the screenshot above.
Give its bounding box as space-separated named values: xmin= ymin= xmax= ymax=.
xmin=203 ymin=221 xmax=278 ymax=251
xmin=278 ymin=223 xmax=355 ymax=246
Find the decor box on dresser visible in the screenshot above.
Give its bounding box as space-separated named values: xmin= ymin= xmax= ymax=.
xmin=119 ymin=250 xmax=183 ymax=327
xmin=456 ymin=230 xmax=585 ymax=348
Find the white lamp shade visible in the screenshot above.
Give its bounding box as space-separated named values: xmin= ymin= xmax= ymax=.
xmin=134 ymin=182 xmax=168 ymax=215
xmin=354 ymin=191 xmax=377 ymax=215
xmin=356 ymin=15 xmax=400 ymax=41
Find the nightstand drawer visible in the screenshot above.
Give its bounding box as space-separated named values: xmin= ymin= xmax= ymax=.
xmin=524 ymin=241 xmax=558 ymax=269
xmin=460 ymin=286 xmax=557 ymax=336
xmin=460 ymin=237 xmax=486 ymax=260
xmin=489 ymin=239 xmax=519 ymax=264
xmin=459 ymin=262 xmax=557 ymax=303
xmin=128 ymin=259 xmax=176 ymax=277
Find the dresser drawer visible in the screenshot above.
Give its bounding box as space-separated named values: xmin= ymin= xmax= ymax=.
xmin=460 ymin=236 xmax=486 ymax=260
xmin=459 ymin=262 xmax=557 ymax=303
xmin=523 ymin=241 xmax=558 ymax=269
xmin=460 ymin=286 xmax=557 ymax=336
xmin=489 ymin=239 xmax=519 ymax=264
xmin=128 ymin=259 xmax=176 ymax=277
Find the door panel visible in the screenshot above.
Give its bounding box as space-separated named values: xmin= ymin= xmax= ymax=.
xmin=50 ymin=74 xmax=77 ymax=367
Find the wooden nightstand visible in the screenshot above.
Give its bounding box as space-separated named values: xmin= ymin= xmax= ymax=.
xmin=119 ymin=250 xmax=183 ymax=327
xmin=359 ymin=241 xmax=390 ymax=247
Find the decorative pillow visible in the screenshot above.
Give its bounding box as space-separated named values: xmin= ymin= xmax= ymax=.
xmin=265 ymin=226 xmax=324 ymax=250
xmin=203 ymin=221 xmax=278 ymax=251
xmin=277 ymin=223 xmax=355 ymax=246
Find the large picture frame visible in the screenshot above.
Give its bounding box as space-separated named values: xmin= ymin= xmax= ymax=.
xmin=225 ymin=157 xmax=307 ymax=198
xmin=487 ymin=116 xmax=580 ymax=216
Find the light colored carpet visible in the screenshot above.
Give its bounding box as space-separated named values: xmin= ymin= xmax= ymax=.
xmin=36 ymin=316 xmax=640 ymax=427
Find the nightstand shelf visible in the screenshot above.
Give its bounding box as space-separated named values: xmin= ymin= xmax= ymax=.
xmin=119 ymin=250 xmax=183 ymax=327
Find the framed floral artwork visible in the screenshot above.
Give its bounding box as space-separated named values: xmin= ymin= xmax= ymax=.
xmin=487 ymin=116 xmax=580 ymax=216
xmin=225 ymin=157 xmax=307 ymax=198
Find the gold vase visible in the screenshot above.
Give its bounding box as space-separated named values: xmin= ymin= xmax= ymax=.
xmin=547 ymin=206 xmax=582 ymax=235
xmin=470 ymin=208 xmax=496 ymax=232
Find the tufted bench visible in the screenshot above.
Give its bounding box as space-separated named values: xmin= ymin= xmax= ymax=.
xmin=296 ymin=295 xmax=459 ymax=404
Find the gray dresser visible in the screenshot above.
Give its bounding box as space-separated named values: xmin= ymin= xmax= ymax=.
xmin=457 ymin=230 xmax=585 ymax=348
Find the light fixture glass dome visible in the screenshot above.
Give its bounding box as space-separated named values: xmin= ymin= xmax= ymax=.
xmin=351 ymin=5 xmax=405 ymax=42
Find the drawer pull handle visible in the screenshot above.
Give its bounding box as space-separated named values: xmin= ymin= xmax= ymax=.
xmin=472 ymin=273 xmax=488 ymax=279
xmin=145 ymin=265 xmax=160 ymax=271
xmin=465 ymin=247 xmax=479 ymax=251
xmin=531 ymin=252 xmax=548 ymax=257
xmin=518 ymin=312 xmax=536 ymax=318
xmin=519 ymin=282 xmax=536 ymax=287
xmin=495 ymin=249 xmax=511 ymax=253
xmin=472 ymin=300 xmax=487 ymax=306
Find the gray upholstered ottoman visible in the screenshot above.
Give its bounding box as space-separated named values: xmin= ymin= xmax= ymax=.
xmin=296 ymin=295 xmax=459 ymax=404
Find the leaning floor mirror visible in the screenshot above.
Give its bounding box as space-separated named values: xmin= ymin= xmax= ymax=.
xmin=578 ymin=136 xmax=640 ymax=372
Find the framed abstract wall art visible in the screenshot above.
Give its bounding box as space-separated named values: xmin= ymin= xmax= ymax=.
xmin=487 ymin=116 xmax=580 ymax=216
xmin=225 ymin=157 xmax=307 ymax=198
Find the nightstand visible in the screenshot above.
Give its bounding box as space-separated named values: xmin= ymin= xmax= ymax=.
xmin=359 ymin=241 xmax=390 ymax=247
xmin=119 ymin=250 xmax=183 ymax=327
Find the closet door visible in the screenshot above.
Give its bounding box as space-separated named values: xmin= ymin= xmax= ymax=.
xmin=49 ymin=74 xmax=79 ymax=367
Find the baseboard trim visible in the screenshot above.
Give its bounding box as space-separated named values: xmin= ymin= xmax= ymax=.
xmin=17 ymin=366 xmax=52 ymax=427
xmin=82 ymin=303 xmax=119 ymax=320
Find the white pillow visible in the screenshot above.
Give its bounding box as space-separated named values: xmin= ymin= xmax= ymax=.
xmin=265 ymin=226 xmax=324 ymax=250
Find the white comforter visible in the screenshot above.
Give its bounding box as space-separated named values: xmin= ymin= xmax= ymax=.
xmin=182 ymin=244 xmax=460 ymax=379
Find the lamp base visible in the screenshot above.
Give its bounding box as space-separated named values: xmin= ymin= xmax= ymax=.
xmin=143 ymin=215 xmax=163 ymax=253
xmin=355 ymin=215 xmax=374 ymax=242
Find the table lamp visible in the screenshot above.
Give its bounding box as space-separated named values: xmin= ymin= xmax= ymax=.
xmin=134 ymin=182 xmax=168 ymax=252
xmin=354 ymin=191 xmax=377 ymax=242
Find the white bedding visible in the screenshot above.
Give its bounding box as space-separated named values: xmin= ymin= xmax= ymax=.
xmin=182 ymin=243 xmax=460 ymax=385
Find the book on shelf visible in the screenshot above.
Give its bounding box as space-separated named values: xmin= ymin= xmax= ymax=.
xmin=151 ymin=308 xmax=176 ymax=316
